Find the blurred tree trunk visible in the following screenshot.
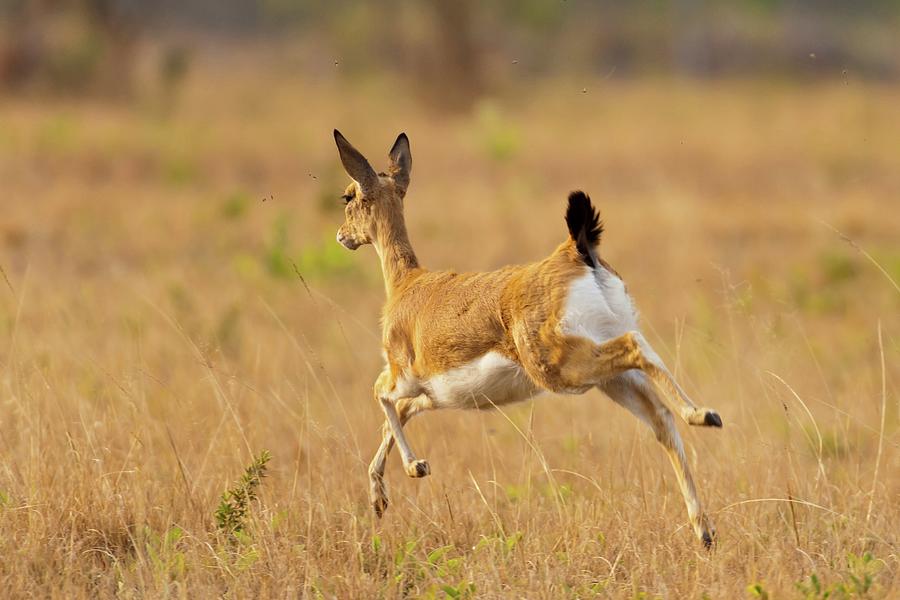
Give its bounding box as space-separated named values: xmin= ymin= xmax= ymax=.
xmin=0 ymin=1 xmax=43 ymax=88
xmin=672 ymin=0 xmax=712 ymax=77
xmin=417 ymin=0 xmax=483 ymax=111
xmin=0 ymin=0 xmax=138 ymax=96
xmin=83 ymin=0 xmax=138 ymax=97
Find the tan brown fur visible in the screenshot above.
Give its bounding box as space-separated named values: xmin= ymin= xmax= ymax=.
xmin=331 ymin=130 xmax=721 ymax=547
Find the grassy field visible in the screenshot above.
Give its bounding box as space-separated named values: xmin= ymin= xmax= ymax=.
xmin=0 ymin=62 xmax=898 ymax=598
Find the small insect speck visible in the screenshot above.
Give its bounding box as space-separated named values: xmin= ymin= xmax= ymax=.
xmin=334 ymin=60 xmax=339 ymax=66
xmin=581 ymin=88 xmax=587 ymax=94
xmin=512 ymin=59 xmax=518 ymax=64
xmin=262 ymin=194 xmax=274 ymax=202
xmin=308 ymin=173 xmax=318 ymax=180
xmin=809 ymin=53 xmax=816 ymax=59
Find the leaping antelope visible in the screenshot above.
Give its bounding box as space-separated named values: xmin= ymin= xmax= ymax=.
xmin=332 ymin=130 xmax=722 ymax=547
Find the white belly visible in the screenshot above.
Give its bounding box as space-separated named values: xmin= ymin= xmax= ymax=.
xmin=424 ymin=351 xmax=541 ymax=409
xmin=558 ymin=268 xmax=638 ymax=344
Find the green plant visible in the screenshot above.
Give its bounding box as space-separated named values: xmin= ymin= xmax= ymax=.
xmin=795 ymin=552 xmax=882 ymax=599
xmin=221 ymin=191 xmax=250 ymax=220
xmin=426 ymin=545 xmax=462 ymax=579
xmin=440 ymin=581 xmax=476 ymax=599
xmin=845 ymin=552 xmax=881 ymax=596
xmin=215 ymin=450 xmax=272 ymax=535
xmin=295 ymin=233 xmax=358 ymax=281
xmin=143 ymin=525 xmax=187 ymax=581
xmin=820 ymin=251 xmax=858 ymax=285
xmin=393 ymin=539 xmax=419 ymax=584
xmin=265 ymin=215 xmax=292 ymax=278
xmin=475 ymin=101 xmax=521 ymax=162
xmin=473 ymin=531 xmax=523 ymax=556
xmin=163 ymin=154 xmax=198 ymax=186
xmin=504 ymin=484 xmax=523 ymax=503
xmin=796 ymin=573 xmax=830 ymax=599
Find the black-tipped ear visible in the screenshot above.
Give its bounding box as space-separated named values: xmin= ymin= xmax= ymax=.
xmin=334 ymin=129 xmax=378 ymax=191
xmin=388 ymin=132 xmax=412 ymax=195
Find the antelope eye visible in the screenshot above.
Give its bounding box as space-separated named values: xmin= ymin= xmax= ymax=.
xmin=341 ymin=194 xmax=353 ymax=205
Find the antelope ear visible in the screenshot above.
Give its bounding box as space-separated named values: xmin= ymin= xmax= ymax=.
xmin=388 ymin=132 xmax=412 ymax=195
xmin=334 ymin=129 xmax=378 ymax=191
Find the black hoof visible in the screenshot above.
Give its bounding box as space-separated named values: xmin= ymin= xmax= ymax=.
xmin=704 ymin=411 xmax=723 ymax=428
xmin=373 ymin=498 xmax=388 ymax=518
xmin=407 ymin=459 xmax=431 ymax=478
xmin=702 ymin=531 xmax=715 ymax=549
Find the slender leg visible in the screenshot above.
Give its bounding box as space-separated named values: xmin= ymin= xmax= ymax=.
xmin=553 ymin=331 xmax=722 ymax=428
xmin=600 ymin=370 xmax=716 ymax=547
xmin=373 ymin=370 xmax=431 ymax=475
xmin=369 ymin=421 xmax=394 ymax=517
xmin=379 ymin=396 xmax=430 ymax=478
xmin=368 ymin=396 xmax=427 ymax=517
xmin=632 ymin=332 xmax=722 ymax=428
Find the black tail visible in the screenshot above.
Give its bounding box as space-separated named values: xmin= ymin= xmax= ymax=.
xmin=565 ymin=190 xmax=603 ymax=268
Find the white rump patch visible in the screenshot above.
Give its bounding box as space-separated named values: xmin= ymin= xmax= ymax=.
xmin=559 ymin=268 xmax=639 ymax=345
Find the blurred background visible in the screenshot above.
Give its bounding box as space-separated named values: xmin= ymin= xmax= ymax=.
xmin=0 ymin=1 xmax=898 ymax=597
xmin=2 ymin=0 xmax=898 ymax=299
xmin=3 ymin=0 xmax=900 ymax=98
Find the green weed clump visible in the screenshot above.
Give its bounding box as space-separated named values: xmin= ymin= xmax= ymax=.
xmin=215 ymin=450 xmax=272 ymax=536
xmin=795 ymin=552 xmax=884 ymax=599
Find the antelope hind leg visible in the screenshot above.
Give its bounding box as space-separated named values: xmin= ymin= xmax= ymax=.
xmin=601 ymin=371 xmax=717 ymax=547
xmin=632 ymin=332 xmax=723 ymax=428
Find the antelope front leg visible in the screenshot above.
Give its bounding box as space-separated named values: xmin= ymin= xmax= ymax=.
xmin=368 ymin=421 xmax=394 ymax=518
xmin=380 ymin=399 xmax=430 ymax=478
xmin=368 ymin=396 xmax=428 ymax=517
xmin=374 ymin=372 xmax=430 ymax=479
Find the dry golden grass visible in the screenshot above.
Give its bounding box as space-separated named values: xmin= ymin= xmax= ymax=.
xmin=0 ymin=63 xmax=898 ymax=598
